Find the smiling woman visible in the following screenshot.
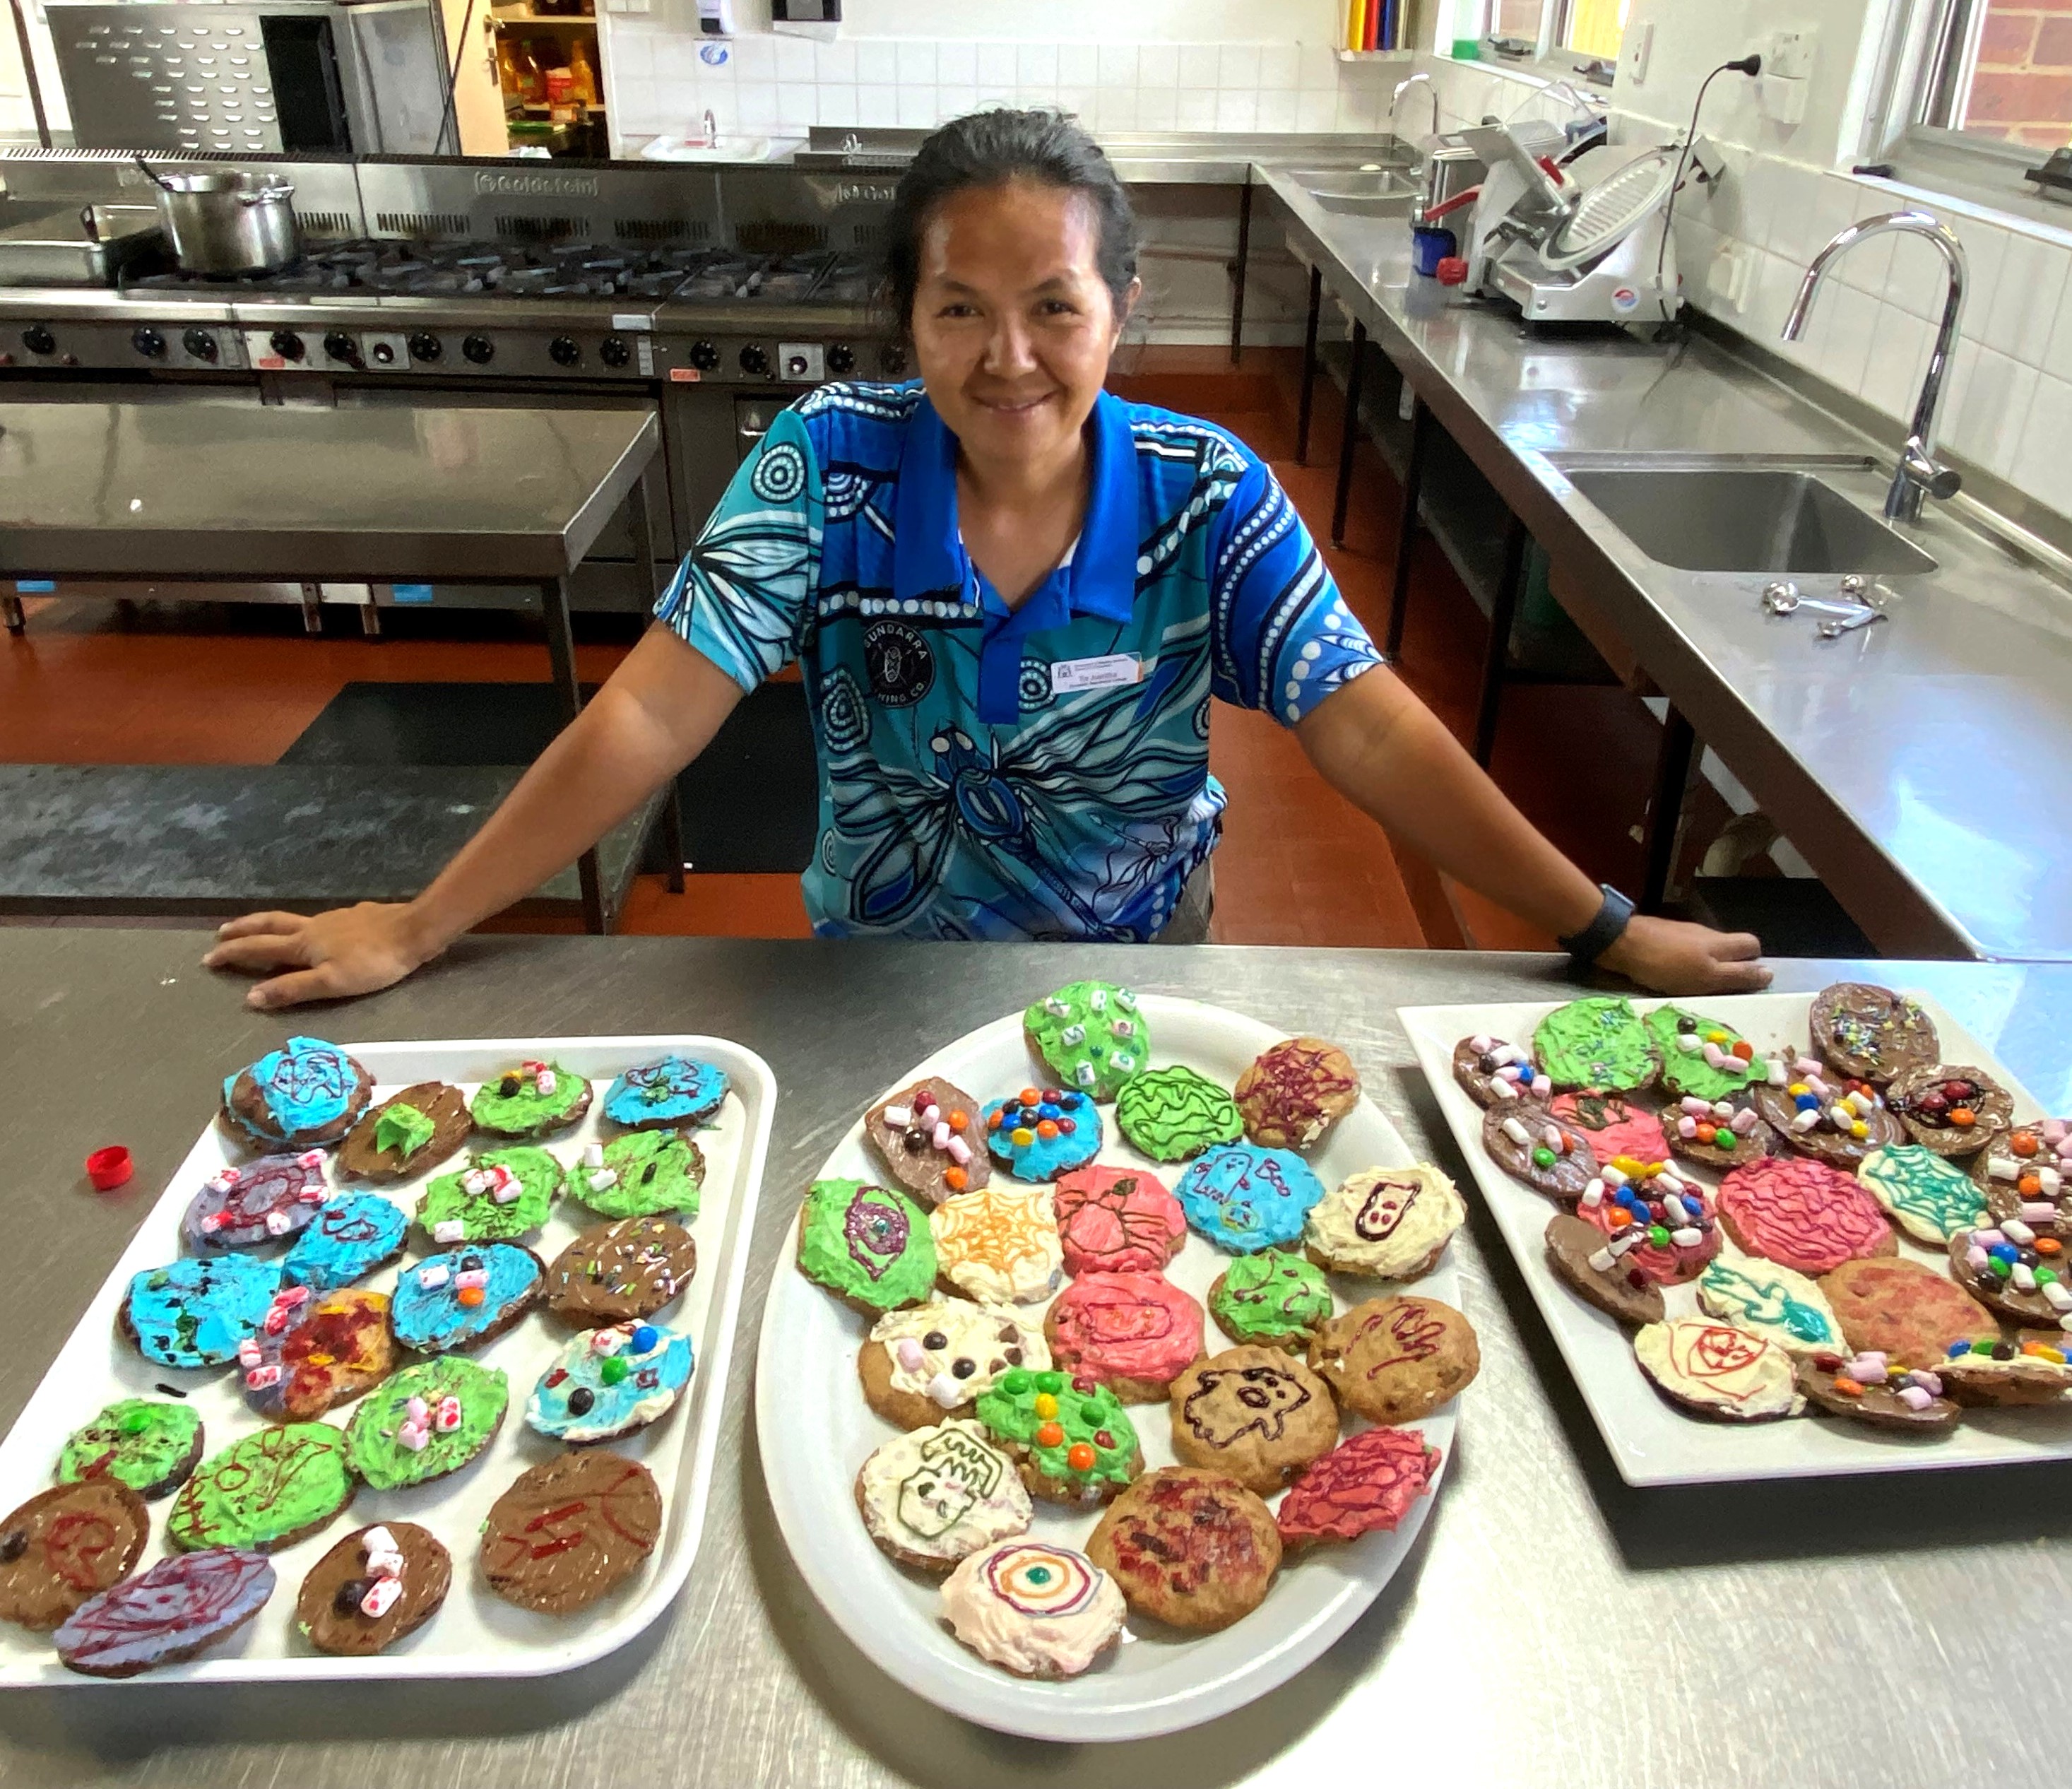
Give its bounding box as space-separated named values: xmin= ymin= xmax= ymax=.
xmin=203 ymin=110 xmax=1768 ymax=1004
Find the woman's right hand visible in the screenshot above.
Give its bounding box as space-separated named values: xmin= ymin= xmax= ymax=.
xmin=202 ymin=902 xmax=439 ymax=1010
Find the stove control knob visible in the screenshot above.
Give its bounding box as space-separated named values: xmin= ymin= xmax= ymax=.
xmin=549 ymin=335 xmax=581 ymax=367
xmin=369 ymin=339 xmax=397 ymax=366
xmin=407 ymin=331 xmax=442 ymax=363
xmin=131 ymin=326 xmax=167 ymax=360
xmin=827 ymin=342 xmax=856 ymax=374
xmin=688 ymin=338 xmax=720 ymax=371
xmin=598 ymin=333 xmax=631 ymax=368
xmin=21 ymin=324 xmax=55 ymax=357
xmin=268 ymin=330 xmax=304 ymax=362
xmin=740 ymin=343 xmax=771 ymax=376
xmin=322 ymin=330 xmax=359 ymax=365
xmin=181 ymin=328 xmax=219 ymax=363
xmin=880 ymin=342 xmax=908 ymax=376
xmin=461 ymin=333 xmax=495 ymax=365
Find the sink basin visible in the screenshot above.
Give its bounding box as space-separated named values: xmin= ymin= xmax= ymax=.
xmin=1288 ymin=167 xmax=1419 ymax=202
xmin=1563 ymin=468 xmax=1938 ymax=576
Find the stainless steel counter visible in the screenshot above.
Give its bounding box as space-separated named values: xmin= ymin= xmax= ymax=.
xmin=2 ymin=931 xmax=2069 ymax=1788
xmin=1261 ymin=165 xmax=2072 ymax=964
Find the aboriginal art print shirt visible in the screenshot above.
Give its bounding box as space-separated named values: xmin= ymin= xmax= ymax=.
xmin=656 ymin=381 xmax=1383 ymax=940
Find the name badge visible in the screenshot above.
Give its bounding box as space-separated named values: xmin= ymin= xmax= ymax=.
xmin=1050 ymin=654 xmax=1141 ymax=695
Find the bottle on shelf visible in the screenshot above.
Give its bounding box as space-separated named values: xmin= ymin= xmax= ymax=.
xmin=568 ymin=35 xmax=598 ymax=107
xmin=509 ymin=36 xmax=546 ymax=105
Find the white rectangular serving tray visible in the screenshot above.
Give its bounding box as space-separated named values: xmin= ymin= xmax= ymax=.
xmin=0 ymin=1033 xmax=774 ymax=1684
xmin=1400 ymin=991 xmax=2072 ymax=1487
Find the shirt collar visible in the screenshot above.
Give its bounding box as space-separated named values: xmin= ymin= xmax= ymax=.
xmin=892 ymin=389 xmax=1138 ymax=624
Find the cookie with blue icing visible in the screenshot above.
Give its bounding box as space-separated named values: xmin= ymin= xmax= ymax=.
xmin=983 ymin=1090 xmax=1101 ymax=1182
xmin=390 ymin=1245 xmax=544 ymax=1354
xmin=525 ymin=1321 xmax=694 ymax=1444
xmin=1176 ymin=1145 xmax=1327 ymax=1253
xmin=121 ymin=1256 xmax=283 ymax=1369
xmin=280 ymin=1193 xmax=409 ymax=1292
xmin=219 ymin=1037 xmax=372 ymax=1152
xmin=602 ymin=1056 xmax=729 ymax=1132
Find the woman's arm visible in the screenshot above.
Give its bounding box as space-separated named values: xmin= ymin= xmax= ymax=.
xmin=1297 ymin=664 xmax=1770 ymax=996
xmin=203 ymin=627 xmax=746 ymax=1008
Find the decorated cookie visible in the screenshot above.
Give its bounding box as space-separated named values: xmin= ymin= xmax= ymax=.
xmin=940 ymin=1537 xmax=1125 ymax=1679
xmin=1859 ymin=1143 xmax=1989 ymax=1244
xmin=469 ymin=1059 xmax=592 ymax=1140
xmin=1822 ymin=1255 xmax=1993 ymax=1366
xmin=122 ymin=1255 xmax=282 ymax=1370
xmin=1887 ymin=1065 xmax=2013 ymax=1158
xmin=1053 ymin=1164 xmax=1185 ymax=1276
xmin=1208 ymin=1249 xmax=1336 ymax=1352
xmin=1480 ymin=1105 xmax=1597 ymax=1200
xmin=1935 ymin=1337 xmax=2072 ymax=1406
xmin=1532 ymin=996 xmax=1659 ymax=1093
xmin=0 ymin=1480 xmax=148 ymax=1630
xmin=480 ymin=1450 xmax=663 ymax=1615
xmin=296 ymin=1521 xmax=452 ymax=1656
xmin=180 ymin=1151 xmax=329 ymax=1252
xmin=345 ymin=1356 xmax=509 ymax=1489
xmin=1308 ymin=1296 xmax=1479 ymax=1424
xmin=854 ymin=1419 xmax=1033 ymax=1574
xmin=167 ymin=1422 xmax=354 ymax=1552
xmin=1087 ymin=1466 xmax=1280 ymax=1633
xmin=981 ymin=1089 xmax=1101 ymax=1182
xmin=1450 ymin=1034 xmax=1552 ymax=1109
xmin=526 ymin=1320 xmax=693 ymax=1444
xmin=1574 ymin=1162 xmax=1720 ymax=1287
xmin=1645 ymin=1005 xmax=1770 ymax=1102
xmin=930 ymin=1183 xmax=1062 ymax=1305
xmin=417 ymin=1145 xmax=563 ymax=1244
xmin=602 ymin=1055 xmax=728 ymax=1131
xmin=1633 ymin=1319 xmax=1804 ymax=1421
xmin=1664 ymin=1094 xmax=1776 ymax=1171
xmin=545 ymin=1217 xmax=697 ymax=1325
xmin=390 ymin=1244 xmax=545 ymax=1353
xmin=280 ymin=1192 xmax=409 ymax=1293
xmin=1948 ymin=1224 xmax=2064 ymax=1327
xmin=57 ymin=1399 xmax=203 ymax=1500
xmin=1175 ymin=1145 xmax=1327 ymax=1253
xmin=1717 ymin=1156 xmax=1896 ymax=1275
xmin=54 ymin=1547 xmax=274 ymax=1677
xmin=1549 ymin=1092 xmax=1669 ymax=1170
xmin=865 ymin=1076 xmax=990 ymax=1203
xmin=1810 ymin=982 xmax=1938 ymax=1086
xmin=1115 ymin=1065 xmax=1244 ymax=1162
xmin=1045 ymin=1272 xmax=1205 ymax=1402
xmin=1695 ymin=1257 xmax=1844 ymax=1357
xmin=1753 ymin=1053 xmax=1905 ymax=1167
xmin=1235 ymin=1036 xmax=1361 ymax=1149
xmin=1167 ymin=1346 xmax=1338 ymax=1494
xmin=220 ymin=1037 xmax=371 ymax=1152
xmin=1277 ymin=1425 xmax=1441 ymax=1550
xmin=976 ymin=1367 xmax=1142 ymax=1506
xmin=1796 ymin=1350 xmax=1959 ymax=1432
xmin=1544 ymin=1212 xmax=1664 ymax=1326
xmin=1305 ymin=1164 xmax=1465 ymax=1280
xmin=1974 ymin=1118 xmax=2072 ymax=1232
xmin=337 ymin=1082 xmax=470 ymax=1182
xmin=795 ymin=1179 xmax=937 ymax=1315
xmin=860 ymin=1298 xmax=1047 ymax=1429
xmin=576 ymin=1130 xmax=705 ymax=1222
xmin=239 ymin=1287 xmax=393 ymax=1421
xmin=1024 ymin=981 xmax=1147 ymax=1100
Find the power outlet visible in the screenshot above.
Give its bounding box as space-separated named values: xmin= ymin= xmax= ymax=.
xmin=1623 ymin=18 xmax=1653 ymax=86
xmin=1709 ymin=241 xmax=1753 ymax=313
xmin=1767 ymin=28 xmax=1816 ymax=81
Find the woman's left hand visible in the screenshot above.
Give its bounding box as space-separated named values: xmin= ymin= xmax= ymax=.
xmin=1597 ymin=915 xmax=1772 ymax=996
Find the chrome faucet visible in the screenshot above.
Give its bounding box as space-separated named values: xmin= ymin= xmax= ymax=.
xmin=1390 ymin=73 xmax=1440 ymax=159
xmin=1783 ymin=209 xmax=1967 ymax=524
xmin=701 ymin=107 xmax=718 ymax=148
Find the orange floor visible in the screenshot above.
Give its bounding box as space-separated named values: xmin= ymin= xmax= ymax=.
xmin=2 ymin=349 xmax=1675 ymax=949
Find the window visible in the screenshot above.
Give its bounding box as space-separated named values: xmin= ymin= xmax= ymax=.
xmin=1920 ymin=0 xmax=2072 ymax=148
xmin=1476 ymin=1 xmax=1626 ymax=69
xmin=1560 ymin=0 xmax=1628 ymax=62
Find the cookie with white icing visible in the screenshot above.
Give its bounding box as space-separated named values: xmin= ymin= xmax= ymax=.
xmin=939 ymin=1537 xmax=1125 ymax=1679
xmin=930 ymin=1184 xmax=1062 ymax=1305
xmin=1633 ymin=1318 xmax=1804 ymax=1422
xmin=853 ymin=1419 xmax=1031 ymax=1574
xmin=1695 ymin=1256 xmax=1843 ymax=1357
xmin=858 ymin=1297 xmax=1048 ymax=1430
xmin=1304 ymin=1164 xmax=1464 ymax=1281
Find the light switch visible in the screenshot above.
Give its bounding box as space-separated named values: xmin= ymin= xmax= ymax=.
xmin=1623 ymin=19 xmax=1652 ymax=86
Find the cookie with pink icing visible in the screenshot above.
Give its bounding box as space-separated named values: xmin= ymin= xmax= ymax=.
xmin=1044 ymin=1272 xmax=1204 ymax=1403
xmin=1549 ymin=1092 xmax=1669 ymax=1171
xmin=1053 ymin=1164 xmax=1185 ymax=1276
xmin=1717 ymin=1156 xmax=1896 ymax=1275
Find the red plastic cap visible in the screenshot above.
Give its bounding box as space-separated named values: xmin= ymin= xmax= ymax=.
xmin=1435 ymin=256 xmax=1469 ymax=286
xmin=85 ymin=1146 xmax=133 ymax=1193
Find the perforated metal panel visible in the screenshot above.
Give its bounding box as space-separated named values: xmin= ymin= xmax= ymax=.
xmin=51 ymin=4 xmax=282 ymax=153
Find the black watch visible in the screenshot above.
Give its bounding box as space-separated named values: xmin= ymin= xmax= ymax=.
xmin=1558 ymin=883 xmax=1636 ymax=965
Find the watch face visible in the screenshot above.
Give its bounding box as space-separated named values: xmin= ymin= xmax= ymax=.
xmin=863 ymin=620 xmax=935 ymax=707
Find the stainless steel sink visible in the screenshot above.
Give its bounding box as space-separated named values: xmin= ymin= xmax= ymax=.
xmin=1286 ymin=167 xmax=1419 ymax=215
xmin=1561 ymin=466 xmax=1938 ymax=576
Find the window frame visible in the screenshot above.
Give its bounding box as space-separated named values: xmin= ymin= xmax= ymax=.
xmin=1476 ymin=0 xmax=1620 ymax=86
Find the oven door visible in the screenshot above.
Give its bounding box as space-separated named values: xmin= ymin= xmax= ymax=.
xmin=661 ymin=384 xmax=814 ymax=558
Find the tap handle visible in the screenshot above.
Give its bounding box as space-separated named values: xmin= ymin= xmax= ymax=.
xmin=1924 ymin=465 xmax=1962 ymax=500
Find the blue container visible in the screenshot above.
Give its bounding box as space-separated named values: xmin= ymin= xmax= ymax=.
xmin=1411 ymin=225 xmax=1457 ymax=277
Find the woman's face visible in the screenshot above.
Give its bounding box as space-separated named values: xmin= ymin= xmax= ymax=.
xmin=909 ymin=178 xmax=1138 ymax=470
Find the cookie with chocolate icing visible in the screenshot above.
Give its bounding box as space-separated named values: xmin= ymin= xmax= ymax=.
xmin=345 ymin=1356 xmax=508 ymax=1489
xmin=1305 ymin=1164 xmax=1464 ymax=1281
xmin=1934 ymin=1337 xmax=2072 ymax=1405
xmin=1044 ymin=1271 xmax=1204 ymax=1403
xmin=1480 ymin=1104 xmax=1597 ymax=1200
xmin=1023 ymin=980 xmax=1147 ymax=1102
xmin=219 ymin=1036 xmax=372 ymax=1153
xmin=1822 ymin=1255 xmax=1991 ymax=1367
xmin=795 ymin=1178 xmax=937 ymax=1317
xmin=1532 ymin=996 xmax=1659 ymax=1094
xmin=1887 ymin=1065 xmax=2013 ymax=1159
xmin=0 ymin=1480 xmax=148 ymax=1630
xmin=1809 ymin=982 xmax=1938 ymax=1086
xmin=1053 ymin=1164 xmax=1185 ymax=1277
xmin=1753 ymin=1058 xmax=1905 ymax=1167
xmin=1115 ymin=1065 xmax=1244 ymax=1163
xmin=1235 ymin=1036 xmax=1361 ymax=1149
xmin=1308 ymin=1295 xmax=1479 ymax=1424
xmin=469 ymin=1059 xmax=592 ymax=1140
xmin=855 ymin=1420 xmax=1033 ymax=1574
xmin=240 ymin=1287 xmax=393 ymax=1421
xmin=167 ymin=1422 xmax=354 ymax=1553
xmin=1167 ymin=1345 xmax=1338 ymax=1493
xmin=1972 ymin=1118 xmax=2072 ymax=1222
xmin=1663 ymin=1094 xmax=1777 ymax=1171
xmin=1946 ymin=1224 xmax=2060 ymax=1326
xmin=54 ymin=1547 xmax=274 ymax=1677
xmin=56 ymin=1398 xmax=203 ymax=1500
xmin=1276 ymin=1424 xmax=1441 ymax=1551
xmin=1717 ymin=1157 xmax=1897 ymax=1275
xmin=545 ymin=1217 xmax=697 ymax=1325
xmin=296 ymin=1521 xmax=451 ymax=1656
xmin=1086 ymin=1466 xmax=1280 ymax=1633
xmin=865 ymin=1075 xmax=990 ymax=1203
xmin=1450 ymin=1034 xmax=1552 ymax=1109
xmin=337 ymin=1082 xmax=470 ymax=1182
xmin=180 ymin=1150 xmax=329 ymax=1252
xmin=1544 ymin=1212 xmax=1664 ymax=1326
xmin=859 ymin=1297 xmax=1047 ymax=1429
xmin=1795 ymin=1352 xmax=1960 ymax=1431
xmin=480 ymin=1450 xmax=663 ymax=1615
xmin=1207 ymin=1249 xmax=1335 ymax=1352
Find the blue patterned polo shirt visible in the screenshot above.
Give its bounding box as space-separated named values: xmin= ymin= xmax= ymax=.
xmin=654 ymin=380 xmax=1383 ymax=940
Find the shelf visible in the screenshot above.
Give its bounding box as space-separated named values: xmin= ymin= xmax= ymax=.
xmin=1334 ymin=47 xmax=1414 ymax=60
xmin=492 ymin=11 xmax=598 ymax=25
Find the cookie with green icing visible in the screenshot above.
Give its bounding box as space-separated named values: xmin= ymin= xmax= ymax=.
xmin=415 ymin=1145 xmax=563 ymax=1245
xmin=796 ymin=1178 xmax=937 ymax=1314
xmin=1695 ymin=1256 xmax=1843 ymax=1357
xmin=56 ymin=1399 xmax=204 ymax=1500
xmin=338 ymin=1082 xmax=471 ymax=1182
xmin=572 ymin=1130 xmax=705 ymax=1221
xmin=1208 ymin=1250 xmax=1334 ymax=1352
xmin=468 ymin=1060 xmax=592 ymax=1139
xmin=1115 ymin=1065 xmax=1243 ymax=1163
xmin=345 ymin=1356 xmax=508 ymax=1491
xmin=1645 ymin=1005 xmax=1769 ymax=1102
xmin=1023 ymin=981 xmax=1147 ymax=1102
xmin=976 ymin=1367 xmax=1142 ymax=1506
xmin=1859 ymin=1143 xmax=1989 ymax=1244
xmin=167 ymin=1422 xmax=354 ymax=1553
xmin=1532 ymin=997 xmax=1660 ymax=1094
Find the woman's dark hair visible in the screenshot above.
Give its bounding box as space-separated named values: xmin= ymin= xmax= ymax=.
xmin=879 ymin=109 xmax=1142 ymax=333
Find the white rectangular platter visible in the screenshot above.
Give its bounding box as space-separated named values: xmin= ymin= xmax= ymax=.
xmin=1401 ymin=990 xmax=2072 ymax=1487
xmin=0 ymin=1032 xmax=774 ymax=1684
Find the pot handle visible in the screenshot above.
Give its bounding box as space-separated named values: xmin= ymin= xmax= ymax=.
xmin=133 ymin=152 xmax=176 ymax=194
xmin=238 ymin=184 xmax=296 ymax=207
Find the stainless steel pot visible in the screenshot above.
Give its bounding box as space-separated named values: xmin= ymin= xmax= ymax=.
xmin=135 ymin=156 xmax=300 ymax=276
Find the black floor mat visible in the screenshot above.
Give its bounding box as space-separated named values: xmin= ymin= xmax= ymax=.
xmin=280 ymin=680 xmax=817 ymax=875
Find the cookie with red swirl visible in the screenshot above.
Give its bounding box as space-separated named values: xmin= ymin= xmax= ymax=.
xmin=1234 ymin=1037 xmax=1361 ymax=1151
xmin=1276 ymin=1424 xmax=1442 ymax=1550
xmin=1717 ymin=1157 xmax=1897 ymax=1275
xmin=0 ymin=1480 xmax=148 ymax=1631
xmin=1307 ymin=1295 xmax=1479 ymax=1424
xmin=1086 ymin=1466 xmax=1280 ymax=1631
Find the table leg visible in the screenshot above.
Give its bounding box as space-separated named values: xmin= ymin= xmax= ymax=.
xmin=2 ymin=594 xmax=23 ymax=635
xmin=661 ymin=779 xmax=687 ymax=894
xmin=1330 ymin=320 xmax=1367 ymax=550
xmin=299 ymin=582 xmax=323 ymax=634
xmin=1640 ymin=704 xmax=1698 ymax=915
xmin=1296 ymin=264 xmax=1322 ymax=466
xmin=540 ymin=573 xmax=607 ymax=935
xmin=1473 ymin=516 xmax=1529 ymax=768
xmin=1383 ymin=394 xmax=1432 ymax=664
xmin=1229 ymin=176 xmax=1253 ymax=367
xmin=626 ymin=467 xmax=659 ymax=609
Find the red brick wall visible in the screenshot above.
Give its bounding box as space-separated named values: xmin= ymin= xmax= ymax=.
xmin=1966 ymin=1 xmax=2072 ymax=148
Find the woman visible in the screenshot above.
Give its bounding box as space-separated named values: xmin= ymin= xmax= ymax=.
xmin=206 ymin=110 xmax=1767 ymax=1005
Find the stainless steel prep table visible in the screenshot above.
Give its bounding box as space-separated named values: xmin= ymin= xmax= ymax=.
xmin=1 ymin=930 xmax=2069 ymax=1788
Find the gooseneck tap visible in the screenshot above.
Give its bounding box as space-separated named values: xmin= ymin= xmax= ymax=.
xmin=1390 ymin=72 xmax=1440 ymax=157
xmin=1782 ymin=209 xmax=1967 ymax=524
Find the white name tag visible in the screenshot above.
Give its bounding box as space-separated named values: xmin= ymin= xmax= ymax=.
xmin=1050 ymin=654 xmax=1142 ymax=695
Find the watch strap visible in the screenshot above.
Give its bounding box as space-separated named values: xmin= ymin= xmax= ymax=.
xmin=1558 ymin=884 xmax=1637 ymax=964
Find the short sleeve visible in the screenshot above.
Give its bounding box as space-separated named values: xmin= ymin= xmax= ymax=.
xmin=1205 ymin=457 xmax=1383 ymax=726
xmin=653 ymin=406 xmax=822 ymax=692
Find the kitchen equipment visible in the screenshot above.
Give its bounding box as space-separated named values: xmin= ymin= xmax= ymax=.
xmin=137 ymin=156 xmax=300 ymax=276
xmin=1420 ymin=138 xmax=1486 ymax=222
xmin=1411 ymin=223 xmax=1457 ymax=276
xmin=0 ymin=202 xmax=162 ymax=285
